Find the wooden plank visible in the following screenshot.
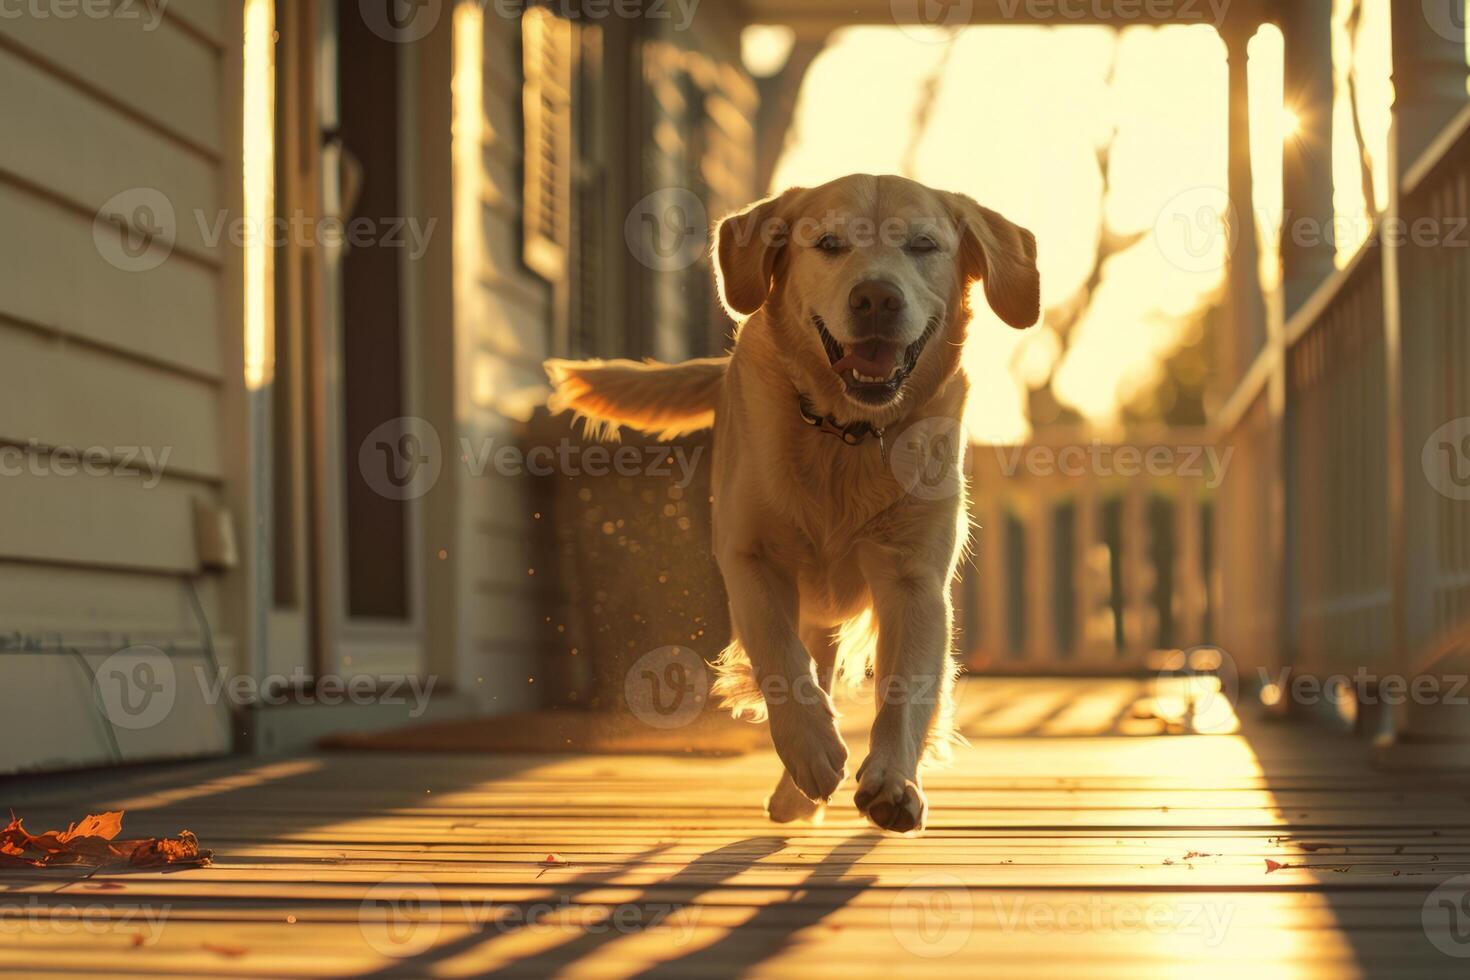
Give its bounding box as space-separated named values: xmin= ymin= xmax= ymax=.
xmin=0 ymin=468 xmax=204 ymax=573
xmin=0 ymin=9 xmax=221 ymax=151
xmin=0 ymin=561 xmax=220 ymax=645
xmin=0 ymin=184 xmax=221 ymax=378
xmin=0 ymin=647 xmax=230 ymax=775
xmin=163 ymin=0 xmax=229 ymax=48
xmin=0 ymin=47 xmax=219 ymax=259
xmin=0 ymin=328 xmax=223 ymax=480
xmin=3 ymin=679 xmax=1470 ymax=976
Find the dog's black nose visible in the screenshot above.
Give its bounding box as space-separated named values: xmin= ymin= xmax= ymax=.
xmin=848 ymin=280 xmax=905 ymax=331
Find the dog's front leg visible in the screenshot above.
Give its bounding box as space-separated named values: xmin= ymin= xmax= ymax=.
xmin=854 ymin=550 xmax=951 ymax=833
xmin=719 ymin=545 xmax=848 ymax=803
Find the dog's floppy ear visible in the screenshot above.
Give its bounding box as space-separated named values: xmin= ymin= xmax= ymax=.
xmin=946 ymin=193 xmax=1040 ymax=329
xmin=714 ymin=188 xmax=799 ymax=317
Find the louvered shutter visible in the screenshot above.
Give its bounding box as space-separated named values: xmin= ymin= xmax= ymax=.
xmin=521 ymin=6 xmax=573 ymax=282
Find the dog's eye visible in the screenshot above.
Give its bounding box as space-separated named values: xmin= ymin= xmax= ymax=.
xmin=906 ymin=235 xmax=939 ymax=254
xmin=815 ymin=233 xmax=845 ymax=253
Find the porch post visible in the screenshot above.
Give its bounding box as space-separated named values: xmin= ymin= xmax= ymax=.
xmin=1391 ymin=1 xmax=1469 ymax=167
xmin=1279 ymin=0 xmax=1337 ymax=316
xmin=1176 ymin=486 xmax=1204 ymax=649
xmin=1377 ymin=0 xmax=1470 ymax=767
xmin=1221 ymin=20 xmax=1267 ymax=384
xmin=1027 ymin=497 xmax=1056 ymax=666
xmin=1218 ymin=15 xmax=1286 ymax=683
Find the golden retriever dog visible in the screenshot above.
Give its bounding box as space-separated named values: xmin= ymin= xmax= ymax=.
xmin=546 ymin=174 xmax=1039 ymax=833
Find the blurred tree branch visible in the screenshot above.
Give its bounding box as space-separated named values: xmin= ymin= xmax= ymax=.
xmin=756 ymin=35 xmax=830 ymax=192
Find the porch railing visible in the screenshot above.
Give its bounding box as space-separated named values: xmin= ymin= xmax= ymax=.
xmin=960 ymin=433 xmax=1215 ymax=671
xmin=1215 ymin=104 xmax=1470 ymax=687
xmin=1284 ymin=236 xmax=1391 ymax=673
xmin=1400 ymin=108 xmax=1470 ymax=662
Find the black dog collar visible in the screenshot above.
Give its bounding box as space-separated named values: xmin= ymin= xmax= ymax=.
xmin=797 ymin=395 xmax=887 ymax=460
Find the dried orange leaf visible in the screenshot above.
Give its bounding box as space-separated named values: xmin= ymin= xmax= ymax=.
xmin=0 ymin=810 xmax=210 ymax=869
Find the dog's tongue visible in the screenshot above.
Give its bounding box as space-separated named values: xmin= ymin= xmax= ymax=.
xmin=831 ymin=339 xmax=897 ymax=378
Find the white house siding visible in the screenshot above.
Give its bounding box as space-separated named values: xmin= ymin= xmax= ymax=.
xmin=0 ymin=2 xmax=240 ymax=773
xmin=431 ymin=10 xmax=554 ymax=713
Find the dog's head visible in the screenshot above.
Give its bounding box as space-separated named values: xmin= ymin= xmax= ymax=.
xmin=715 ymin=174 xmax=1039 ymax=423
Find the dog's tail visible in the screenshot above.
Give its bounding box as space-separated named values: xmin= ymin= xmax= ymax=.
xmin=544 ymin=356 xmax=728 ymax=441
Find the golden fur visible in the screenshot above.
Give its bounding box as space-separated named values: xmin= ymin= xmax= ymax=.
xmin=547 ymin=174 xmax=1039 ymax=833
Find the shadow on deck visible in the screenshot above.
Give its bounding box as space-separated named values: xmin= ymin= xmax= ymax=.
xmin=4 ymin=678 xmax=1470 ymax=978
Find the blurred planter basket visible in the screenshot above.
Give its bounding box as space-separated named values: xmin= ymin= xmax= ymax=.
xmin=524 ymin=410 xmax=730 ymax=712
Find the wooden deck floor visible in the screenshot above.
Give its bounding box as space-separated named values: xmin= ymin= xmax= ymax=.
xmin=5 ymin=678 xmax=1470 ymax=978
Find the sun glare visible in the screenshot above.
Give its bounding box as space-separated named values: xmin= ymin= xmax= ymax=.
xmin=1281 ymin=107 xmax=1302 ymax=138
xmin=242 ymin=0 xmax=275 ymax=391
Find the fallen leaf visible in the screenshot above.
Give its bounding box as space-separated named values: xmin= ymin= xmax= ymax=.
xmin=1264 ymin=859 xmax=1296 ymax=874
xmin=0 ymin=810 xmax=211 ymax=869
xmin=202 ymin=943 xmax=247 ymax=958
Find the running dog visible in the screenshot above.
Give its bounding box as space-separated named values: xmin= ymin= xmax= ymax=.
xmin=546 ymin=174 xmax=1040 ymax=833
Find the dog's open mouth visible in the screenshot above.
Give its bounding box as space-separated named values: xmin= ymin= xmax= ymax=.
xmin=813 ymin=315 xmax=939 ymax=405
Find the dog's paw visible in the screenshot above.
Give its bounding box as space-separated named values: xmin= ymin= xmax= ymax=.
xmin=854 ymin=761 xmax=927 ymax=834
xmin=766 ymin=771 xmax=826 ymax=824
xmin=768 ymin=703 xmax=848 ymax=803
